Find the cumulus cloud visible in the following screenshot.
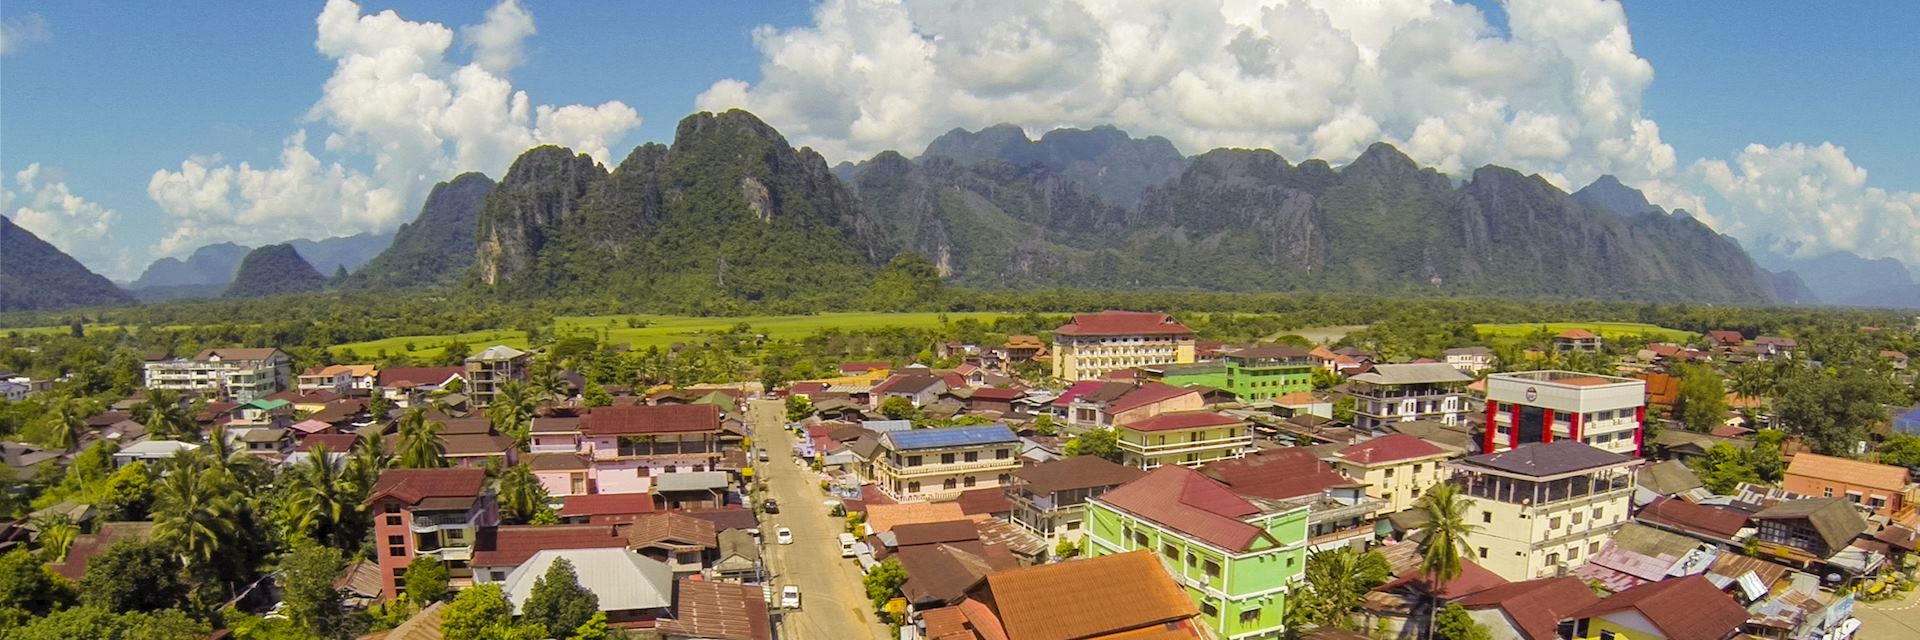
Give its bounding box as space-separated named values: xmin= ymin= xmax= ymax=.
xmin=1693 ymin=143 xmax=1920 ymax=261
xmin=0 ymin=13 xmax=51 ymax=55
xmin=3 ymin=164 xmax=134 ymax=278
xmin=146 ymin=0 xmax=638 ymax=257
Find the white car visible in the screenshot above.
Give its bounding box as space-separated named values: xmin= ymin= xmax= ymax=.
xmin=776 ymin=527 xmax=794 ymax=545
xmin=780 ymin=585 xmax=801 ymax=609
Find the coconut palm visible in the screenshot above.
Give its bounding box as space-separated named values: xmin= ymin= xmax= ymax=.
xmin=1293 ymin=547 xmax=1392 ymax=630
xmin=345 ymin=429 xmax=392 ymax=495
xmin=133 ymin=389 xmax=197 ymax=440
xmin=491 ymin=381 xmax=537 ymax=448
xmin=532 ymin=363 xmax=568 ymax=401
xmin=34 ymin=513 xmax=79 ymax=562
xmin=285 ymin=444 xmax=360 ymax=547
xmin=494 ymin=463 xmax=550 ymax=524
xmin=395 ymin=407 xmax=448 ymax=469
xmin=46 ymin=399 xmax=88 ymax=452
xmin=152 ymin=452 xmax=237 ymax=569
xmin=1418 ymin=481 xmax=1482 ymax=639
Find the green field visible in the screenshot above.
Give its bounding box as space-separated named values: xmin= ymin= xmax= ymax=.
xmin=327 ymin=312 xmax=1019 ymax=358
xmin=1473 ymin=322 xmax=1695 ymax=342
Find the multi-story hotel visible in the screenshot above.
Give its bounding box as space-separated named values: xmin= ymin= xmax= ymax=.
xmin=574 ymin=404 xmax=723 ymax=495
xmin=1051 ymin=311 xmax=1195 ymax=381
xmin=1346 ymin=363 xmax=1472 ymax=431
xmin=464 ymin=345 xmax=529 ymax=407
xmin=1006 ymin=456 xmax=1144 ymax=549
xmin=873 ymin=424 xmax=1021 ymax=501
xmin=1223 ymin=345 xmax=1314 ymax=402
xmin=366 ymin=468 xmax=498 ymax=599
xmin=1115 ymin=410 xmax=1252 ymax=470
xmin=142 ymin=348 xmax=290 ymax=402
xmin=1449 ymin=441 xmax=1640 ymax=581
xmin=1484 ymin=370 xmax=1646 ymax=456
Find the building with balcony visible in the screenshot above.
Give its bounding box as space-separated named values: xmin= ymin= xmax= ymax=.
xmin=1221 ymin=345 xmax=1314 ymax=403
xmin=1449 ymin=442 xmax=1640 ymax=581
xmin=464 ymin=345 xmax=529 ymax=407
xmin=1326 ymin=433 xmax=1456 ymax=514
xmin=1443 ymin=347 xmax=1496 ymax=374
xmin=1086 ymin=465 xmax=1310 ymax=640
xmin=1553 ymin=329 xmax=1603 ymax=352
xmin=1115 ymin=410 xmax=1251 ymax=470
xmin=297 ymin=364 xmax=378 ymax=396
xmin=1061 ymin=380 xmax=1204 ymax=430
xmin=142 ymin=348 xmax=290 ymax=402
xmin=366 ymin=468 xmax=497 ymax=599
xmin=1052 ymin=311 xmax=1196 ymax=381
xmin=374 ymin=366 xmax=465 ymax=408
xmin=1200 ymin=448 xmax=1383 ymax=552
xmin=1007 ymin=456 xmax=1145 ymax=549
xmin=1748 ymin=498 xmax=1870 ymax=570
xmin=874 ymin=424 xmax=1022 ymax=501
xmin=579 ymin=404 xmax=723 ymax=495
xmin=1484 ymin=371 xmax=1647 ymax=457
xmin=1347 ymin=363 xmax=1472 ymax=431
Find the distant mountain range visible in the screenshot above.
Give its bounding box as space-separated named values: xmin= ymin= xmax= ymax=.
xmin=0 ymin=216 xmax=134 ymax=311
xmin=126 ymin=232 xmax=392 ymax=300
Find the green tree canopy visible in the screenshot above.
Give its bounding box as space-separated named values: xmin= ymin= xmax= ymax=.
xmin=1064 ymin=429 xmax=1121 ymax=463
xmin=863 ymin=558 xmax=908 ymax=611
xmin=1673 ymin=363 xmax=1729 ymax=433
xmin=521 ymin=558 xmax=599 ymax=637
xmin=77 ymin=540 xmax=189 ymax=613
xmin=278 ymin=542 xmax=347 ymax=639
xmin=404 ymin=555 xmax=449 ymax=604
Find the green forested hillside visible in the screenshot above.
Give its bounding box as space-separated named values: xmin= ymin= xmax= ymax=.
xmin=0 ymin=216 xmax=134 ymax=311
xmin=351 ymin=172 xmax=495 ymax=289
xmin=223 ymin=244 xmax=326 ymax=298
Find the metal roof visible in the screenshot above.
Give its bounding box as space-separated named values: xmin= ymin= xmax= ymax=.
xmin=1349 ymin=363 xmax=1472 ymax=385
xmin=501 ymin=548 xmax=672 ymax=614
xmin=882 ymin=425 xmax=1018 ymax=451
xmin=654 ymin=471 xmax=730 ymax=492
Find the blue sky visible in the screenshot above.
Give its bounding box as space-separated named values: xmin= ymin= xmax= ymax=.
xmin=1 ymin=1 xmax=1915 ymax=279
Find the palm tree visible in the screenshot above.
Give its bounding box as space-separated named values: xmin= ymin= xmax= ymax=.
xmin=1294 ymin=547 xmax=1392 ymax=630
xmin=396 ymin=407 xmax=448 ymax=469
xmin=1418 ymin=481 xmax=1482 ymax=639
xmin=491 ymin=381 xmax=536 ymax=447
xmin=494 ymin=463 xmax=550 ymax=524
xmin=532 ymin=363 xmax=567 ymax=401
xmin=345 ymin=429 xmax=392 ymax=495
xmin=152 ymin=452 xmax=237 ymax=570
xmin=285 ymin=444 xmax=359 ymax=547
xmin=34 ymin=513 xmax=79 ymax=562
xmin=134 ymin=389 xmax=197 ymax=440
xmin=47 ymin=399 xmax=88 ymax=452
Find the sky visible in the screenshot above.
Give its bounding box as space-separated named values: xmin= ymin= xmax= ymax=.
xmin=1 ymin=0 xmax=1915 ymax=281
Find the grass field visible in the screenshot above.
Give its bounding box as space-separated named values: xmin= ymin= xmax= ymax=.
xmin=1473 ymin=322 xmax=1695 ymax=342
xmin=326 ymin=312 xmax=1020 ymax=359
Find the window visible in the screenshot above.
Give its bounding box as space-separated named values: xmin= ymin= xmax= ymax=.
xmin=907 ymin=481 xmax=921 ymax=493
xmin=943 ymin=478 xmax=958 ymax=490
xmin=1065 ymin=521 xmax=1080 ymax=531
xmin=446 ymin=529 xmax=464 ymax=540
xmin=1569 ymin=545 xmax=1581 ymax=559
xmin=388 ymin=546 xmax=405 ymax=557
xmin=1477 ymin=547 xmax=1488 ymax=559
xmin=1845 ymin=491 xmax=1863 ymax=504
xmin=1482 ymin=511 xmax=1493 ymax=523
xmin=1823 ymin=488 xmax=1834 ymax=497
xmin=1201 ymin=602 xmax=1219 ymax=618
xmin=1204 ymin=559 xmax=1221 ymax=577
xmin=1238 ymin=608 xmax=1260 ymax=624
xmin=907 ymin=455 xmax=923 ymax=467
xmin=1133 ymin=531 xmax=1149 ymax=547
xmin=1384 ymin=468 xmax=1395 ymax=478
xmin=1549 ymin=517 xmax=1561 ymax=529
xmin=1572 ymin=511 xmax=1584 ymax=525
xmin=1601 ymin=631 xmax=1619 ymax=640
xmin=1591 ymin=508 xmax=1604 ymax=520
xmin=388 ymin=535 xmax=403 ymax=545
xmin=964 ymin=451 xmax=978 ymax=463
xmin=1412 ymin=464 xmax=1423 ymax=474
xmin=1869 ymin=496 xmax=1887 ymax=508
xmin=996 ymin=448 xmax=1010 ymax=460
xmin=386 ymin=515 xmax=402 ymax=527
xmin=1546 ymin=553 xmax=1560 ymax=565
xmin=1382 ymin=492 xmax=1393 ymax=505
xmin=384 ymin=502 xmax=400 ymax=514
xmin=1162 ymin=544 xmax=1179 ymax=561
xmin=963 ymin=476 xmax=977 ymax=488
xmin=1590 ymin=541 xmax=1601 ymax=554
xmin=942 ymin=453 xmax=956 ymax=465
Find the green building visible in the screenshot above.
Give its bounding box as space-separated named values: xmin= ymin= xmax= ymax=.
xmin=1224 ymin=345 xmax=1314 ymax=402
xmin=1148 ymin=361 xmax=1230 ymax=390
xmin=1085 ymin=465 xmax=1309 ymax=639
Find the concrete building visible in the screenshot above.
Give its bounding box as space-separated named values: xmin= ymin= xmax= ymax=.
xmin=1060 ymin=381 xmax=1204 ymax=430
xmin=1484 ymin=371 xmax=1646 ymax=457
xmin=366 ymin=468 xmax=497 ymax=599
xmin=142 ymin=348 xmax=290 ymax=402
xmin=1781 ymin=452 xmax=1913 ymax=520
xmin=874 ymin=424 xmax=1022 ymax=501
xmin=1006 ymin=456 xmax=1144 ymax=550
xmin=464 ymin=345 xmax=529 ymax=407
xmin=1223 ymin=345 xmax=1314 ymax=402
xmin=1051 ymin=311 xmax=1196 ymax=381
xmin=1086 ymin=465 xmax=1309 ymax=639
xmin=1553 ymin=329 xmax=1602 ymax=352
xmin=1346 ymin=363 xmax=1472 ymax=431
xmin=1326 ymin=433 xmax=1456 ymax=514
xmin=1443 ymin=347 xmax=1496 ymax=374
xmin=1114 ymin=410 xmax=1252 ymax=470
xmin=576 ymin=404 xmax=723 ymax=495
xmin=1450 ymin=442 xmax=1640 ymax=581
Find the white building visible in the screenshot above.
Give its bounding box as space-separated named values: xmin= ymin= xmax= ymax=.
xmin=143 ymin=348 xmax=290 ymax=402
xmin=1346 ymin=363 xmax=1472 ymax=431
xmin=1483 ymin=370 xmax=1646 ymax=456
xmin=1443 ymin=347 xmax=1496 ymax=374
xmin=1450 ymin=441 xmax=1640 ymax=581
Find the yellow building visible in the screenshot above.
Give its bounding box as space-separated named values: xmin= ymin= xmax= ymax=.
xmin=1449 ymin=441 xmax=1640 ymax=581
xmin=1114 ymin=410 xmax=1250 ymax=470
xmin=1325 ymin=433 xmax=1456 ymax=514
xmin=1051 ymin=311 xmax=1195 ymax=381
xmin=873 ymin=424 xmax=1023 ymax=501
xmin=1564 ymin=575 xmax=1751 ymax=640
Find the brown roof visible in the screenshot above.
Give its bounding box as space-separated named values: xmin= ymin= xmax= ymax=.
xmin=898 ymin=544 xmax=995 ymax=605
xmin=1015 ymin=456 xmax=1145 ymax=495
xmin=1054 ymin=311 xmax=1194 ymax=337
xmin=48 ymin=521 xmax=154 ymax=581
xmin=1636 ymin=497 xmax=1748 ymax=540
xmin=967 ymin=387 xmax=1024 ymax=401
xmin=1785 ymin=452 xmax=1909 ymax=492
xmin=335 ymin=560 xmax=385 ymax=598
xmin=365 ymin=468 xmax=485 ymax=506
xmin=1121 ymin=410 xmax=1240 ymax=432
xmin=295 ymin=433 xmax=360 ymax=454
xmin=867 ymin=502 xmax=976 ymax=534
xmin=1752 ymin=498 xmax=1868 ymax=553
xmin=681 ymin=507 xmax=760 ymax=533
xmin=954 ymin=488 xmax=1012 ymax=516
xmin=627 ymin=512 xmax=719 ymax=550
xmin=559 ymin=493 xmax=657 ymax=518
xmin=525 ymin=451 xmax=588 ymax=471
xmin=377 ymin=600 xmax=446 ymax=640
xmin=376 ymin=366 xmax=463 ymax=388
xmin=1459 ymin=441 xmax=1634 ymax=478
xmin=1377 ymin=556 xmax=1507 ymax=600
xmin=1336 ymin=433 xmax=1450 ymax=465
xmin=468 ymin=524 xmax=626 ymax=568
xmin=581 ymin=404 xmax=721 ymax=436
xmin=1005 ymin=335 xmax=1044 ymax=349
xmin=1105 ymin=383 xmax=1200 ymax=415
xmin=1556 ymin=329 xmax=1599 ymax=340
xmin=441 ymin=433 xmax=514 ymax=457
xmin=655 ymin=579 xmax=772 ymax=640
xmin=1200 ymin=449 xmax=1354 ymax=500
xmin=1097 ymin=465 xmax=1267 ymax=551
xmin=894 ymin=520 xmax=982 ymax=548
xmin=1563 ymin=576 xmax=1749 ymax=640
xmin=983 ymin=551 xmax=1200 ymax=640
xmin=1453 ymin=577 xmax=1600 ymax=640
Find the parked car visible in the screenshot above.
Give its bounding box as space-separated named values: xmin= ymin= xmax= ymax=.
xmin=780 ymin=585 xmax=801 ymax=609
xmin=776 ymin=527 xmax=793 ymax=545
xmin=838 ymin=532 xmax=858 ymax=558
xmin=761 ymin=499 xmax=780 ymax=514
xmin=757 ymin=448 xmax=769 ymax=462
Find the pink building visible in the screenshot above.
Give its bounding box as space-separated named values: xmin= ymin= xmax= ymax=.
xmin=526 ymin=405 xmax=725 ymax=497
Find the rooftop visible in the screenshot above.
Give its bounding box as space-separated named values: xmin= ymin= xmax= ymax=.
xmin=1200 ymin=448 xmax=1354 ymax=501
xmin=1453 ymin=577 xmax=1601 ymax=640
xmin=1105 ymin=382 xmax=1200 ymax=414
xmin=626 ymin=512 xmax=719 ymax=550
xmin=500 ymin=548 xmax=671 ymax=614
xmin=867 ymin=502 xmax=974 ymax=534
xmin=1349 ymin=363 xmax=1472 ymax=386
xmin=882 ymin=425 xmax=1019 ymax=451
xmin=365 ymin=468 xmax=486 ymax=506
xmin=466 ymin=345 xmax=528 ymax=362
xmin=1098 ymin=465 xmax=1276 ymax=552
xmin=469 ymin=524 xmax=626 ymax=568
xmin=1053 ymin=311 xmax=1194 ymax=337
xmin=1488 ymin=370 xmax=1641 ymax=388
xmin=1014 ymin=456 xmax=1146 ymax=495
xmin=1752 ymin=498 xmax=1867 ymax=553
xmin=1457 ymin=441 xmax=1635 ymax=479
xmin=1120 ymin=410 xmax=1242 ymax=432
xmin=1636 ymin=497 xmax=1748 ymax=540
xmin=655 ymin=579 xmax=773 ymax=640
xmin=1785 ymin=452 xmax=1909 ymax=491
xmin=1336 ymin=433 xmax=1450 ymax=465
xmin=1562 ymin=575 xmax=1750 ymax=640
xmin=982 ymin=551 xmax=1200 ymax=640
xmin=580 ymin=404 xmax=721 ymax=436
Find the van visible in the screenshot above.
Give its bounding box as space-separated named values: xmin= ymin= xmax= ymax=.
xmin=838 ymin=533 xmax=858 ymax=558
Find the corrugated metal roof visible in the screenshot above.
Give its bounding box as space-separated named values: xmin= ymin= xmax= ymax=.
xmin=500 ymin=548 xmax=672 ymax=614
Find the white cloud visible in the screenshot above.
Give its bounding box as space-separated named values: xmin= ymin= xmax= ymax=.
xmin=3 ymin=164 xmax=134 ymax=278
xmin=0 ymin=13 xmax=51 ymax=55
xmin=146 ymin=0 xmax=639 ymax=258
xmin=1692 ymin=143 xmax=1920 ymax=261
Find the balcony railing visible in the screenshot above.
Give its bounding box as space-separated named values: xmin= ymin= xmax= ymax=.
xmin=888 ymin=457 xmax=1021 ymax=476
xmin=1120 ymin=435 xmax=1252 ymax=455
xmin=410 ymin=512 xmax=473 ymax=531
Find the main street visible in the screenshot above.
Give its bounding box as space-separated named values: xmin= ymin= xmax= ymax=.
xmin=749 ymin=399 xmax=893 ymax=640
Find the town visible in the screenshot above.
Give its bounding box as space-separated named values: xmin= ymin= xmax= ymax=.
xmin=0 ymin=309 xmax=1915 ymax=640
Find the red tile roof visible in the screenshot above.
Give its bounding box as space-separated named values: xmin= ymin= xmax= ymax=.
xmin=468 ymin=524 xmax=626 ymax=568
xmin=894 ymin=520 xmax=983 ymax=547
xmin=982 ymin=551 xmax=1200 ymax=640
xmin=1106 ymin=382 xmax=1200 ymax=415
xmin=376 ymin=366 xmax=464 ymax=388
xmin=680 ymin=507 xmax=760 ymax=533
xmin=1337 ymin=434 xmax=1449 ymax=465
xmin=1121 ymin=410 xmax=1241 ymax=432
xmin=366 ymin=468 xmax=485 ymax=506
xmin=1014 ymin=456 xmax=1146 ymax=495
xmin=1200 ymin=449 xmax=1354 ymax=501
xmin=1055 ymin=380 xmax=1106 ymax=406
xmin=1453 ymin=577 xmax=1601 ymax=640
xmin=967 ymin=387 xmax=1023 ymax=401
xmin=560 ymin=493 xmax=658 ymax=518
xmin=580 ymin=404 xmax=720 ymax=436
xmin=1563 ymin=576 xmax=1749 ymax=640
xmin=1377 ymin=558 xmax=1508 ymax=599
xmin=954 ymin=488 xmax=1012 ymax=516
xmin=789 ymin=382 xmax=827 ymax=396
xmin=1636 ymin=497 xmax=1749 ymax=540
xmin=1556 ymin=329 xmax=1599 ymax=340
xmin=1098 ymin=465 xmax=1267 ymax=551
xmin=295 ymin=433 xmax=360 ymax=453
xmin=1053 ymin=311 xmax=1194 ymax=337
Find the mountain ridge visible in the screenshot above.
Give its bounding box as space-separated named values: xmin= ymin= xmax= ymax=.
xmin=0 ymin=216 xmax=134 ymax=311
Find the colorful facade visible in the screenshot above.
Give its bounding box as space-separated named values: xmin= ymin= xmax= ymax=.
xmin=1223 ymin=345 xmax=1314 ymax=402
xmin=1484 ymin=370 xmax=1646 ymax=456
xmin=1052 ymin=311 xmax=1196 ymax=381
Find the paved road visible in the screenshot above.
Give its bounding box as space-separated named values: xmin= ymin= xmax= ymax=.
xmin=1855 ymin=586 xmax=1920 ymax=639
xmin=750 ymin=399 xmax=892 ymax=640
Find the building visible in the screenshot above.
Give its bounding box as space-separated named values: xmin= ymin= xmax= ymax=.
xmin=579 ymin=404 xmax=724 ymax=495
xmin=1450 ymin=442 xmax=1640 ymax=581
xmin=375 ymin=366 xmax=465 ymax=408
xmin=1006 ymin=455 xmax=1145 ymax=549
xmin=464 ymin=345 xmax=529 ymax=407
xmin=1485 ymin=371 xmax=1646 ymax=457
xmin=874 ymin=425 xmax=1022 ymax=501
xmin=1051 ymin=311 xmax=1196 ymax=381
xmin=142 ymin=348 xmax=290 ymax=402
xmin=297 ymin=364 xmax=378 ymax=396
xmin=1114 ymin=410 xmax=1251 ymax=469
xmin=1061 ymin=380 xmax=1204 ymax=429
xmin=1748 ymin=498 xmax=1868 ymax=568
xmin=1451 ymin=577 xmax=1601 ymax=640
xmin=971 ymin=550 xmax=1207 ymax=640
xmin=1086 ymin=465 xmax=1310 ymax=639
xmin=1562 ymin=575 xmax=1750 ymax=640
xmin=1200 ymin=449 xmax=1382 ymax=551
xmin=366 ymin=468 xmax=496 ymax=599
xmin=1553 ymin=329 xmax=1603 ymax=352
xmin=1000 ymin=335 xmax=1046 ymax=364
xmin=1781 ymin=452 xmax=1913 ymax=520
xmin=870 ymin=373 xmax=948 ymax=409
xmin=1326 ymin=433 xmax=1455 ymax=514
xmin=1346 ymin=363 xmax=1472 ymax=431
xmin=657 ymin=579 xmax=774 ymax=640
xmin=500 ymin=548 xmax=673 ymax=627
xmin=1224 ymin=345 xmax=1314 ymax=402
xmin=1444 ymin=346 xmax=1496 ymax=375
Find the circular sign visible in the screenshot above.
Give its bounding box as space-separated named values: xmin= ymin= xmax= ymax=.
xmin=1524 ymin=386 xmax=1538 ymax=402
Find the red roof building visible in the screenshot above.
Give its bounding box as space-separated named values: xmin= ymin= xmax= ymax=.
xmin=580 ymin=404 xmax=721 ymax=436
xmin=469 ymin=524 xmax=628 ymax=577
xmin=1200 ymin=448 xmax=1356 ymax=501
xmin=1095 ymin=465 xmax=1273 ymax=551
xmin=1335 ymin=433 xmax=1449 ymax=465
xmin=366 ymin=468 xmax=491 ymax=599
xmin=1561 ymin=576 xmax=1750 ymax=640
xmin=1121 ymin=410 xmax=1241 ymax=432
xmin=1452 ymin=577 xmax=1601 ymax=640
xmin=559 ymin=493 xmax=659 ymax=524
xmin=1635 ymin=497 xmax=1749 ymax=542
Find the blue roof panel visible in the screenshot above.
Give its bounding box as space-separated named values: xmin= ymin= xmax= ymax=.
xmin=886 ymin=425 xmax=1018 ymax=450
